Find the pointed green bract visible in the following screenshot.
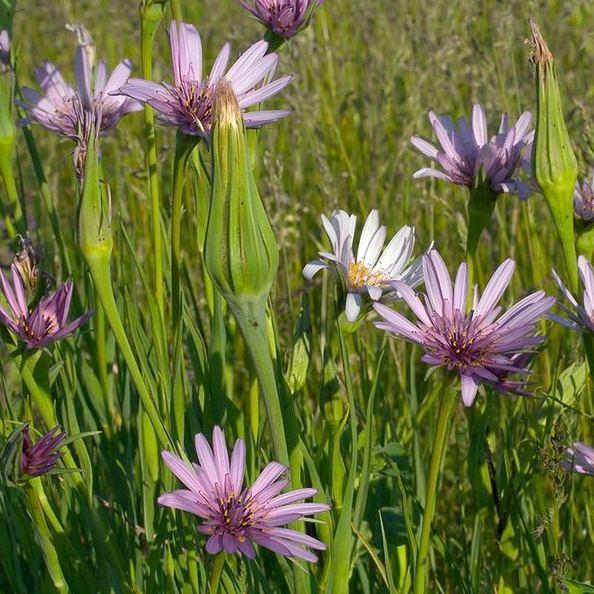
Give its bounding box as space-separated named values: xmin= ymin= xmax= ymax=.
xmin=204 ymin=81 xmax=279 ymax=307
xmin=531 ymin=22 xmax=578 ymax=292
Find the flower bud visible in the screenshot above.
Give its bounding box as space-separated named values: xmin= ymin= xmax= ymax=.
xmin=530 ymin=21 xmax=578 ymax=290
xmin=204 ymin=81 xmax=279 ymax=307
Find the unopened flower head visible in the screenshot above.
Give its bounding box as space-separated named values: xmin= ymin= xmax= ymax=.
xmin=374 ymin=250 xmax=554 ymax=406
xmin=158 ymin=426 xmax=330 ymax=561
xmin=574 ymin=169 xmax=594 ymax=222
xmin=21 ymin=425 xmax=66 ymax=477
xmin=240 ymin=0 xmax=324 ymax=39
xmin=564 ymin=442 xmax=594 ymax=476
xmin=410 ymin=104 xmax=533 ymax=199
xmin=115 ymin=21 xmax=292 ymax=138
xmin=0 ymin=263 xmax=92 ymax=348
xmin=303 ymin=209 xmax=423 ymax=322
xmin=19 ymin=24 xmax=141 ymax=166
xmin=551 ymin=255 xmax=594 ymax=332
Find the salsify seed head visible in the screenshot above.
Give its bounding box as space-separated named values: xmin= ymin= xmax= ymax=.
xmin=374 ymin=249 xmax=554 ymax=406
xmin=158 ymin=426 xmax=330 ymax=561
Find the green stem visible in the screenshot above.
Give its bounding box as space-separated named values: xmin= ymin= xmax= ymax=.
xmin=26 ymin=482 xmax=68 ymax=593
xmin=141 ymin=2 xmax=166 ymax=320
xmin=209 ymin=552 xmax=226 ymax=594
xmin=86 ymin=254 xmax=173 ymax=450
xmin=0 ymin=137 xmax=25 ymax=234
xmin=170 ymin=0 xmax=183 ymax=21
xmin=230 ymin=298 xmax=289 ymax=466
xmin=465 ymin=183 xmax=496 ymax=293
xmin=413 ymin=387 xmax=458 ymax=594
xmin=94 ymin=297 xmax=113 ymax=435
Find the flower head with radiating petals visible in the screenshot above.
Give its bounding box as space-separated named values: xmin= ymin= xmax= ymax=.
xmin=574 ymin=169 xmax=594 ymax=222
xmin=21 ymin=425 xmax=67 ymax=477
xmin=374 ymin=250 xmax=554 ymax=406
xmin=240 ymin=0 xmax=324 ymax=39
xmin=564 ymin=442 xmax=594 ymax=476
xmin=303 ymin=209 xmax=424 ymax=322
xmin=115 ymin=21 xmax=292 ymax=138
xmin=551 ymin=255 xmax=594 ymax=332
xmin=0 ymin=263 xmax=92 ymax=348
xmin=158 ymin=426 xmax=330 ymax=561
xmin=411 ymin=104 xmax=534 ymax=199
xmin=19 ymin=24 xmax=141 ymax=166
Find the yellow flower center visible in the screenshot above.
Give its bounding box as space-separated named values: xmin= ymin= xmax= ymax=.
xmin=347 ymin=260 xmax=388 ymax=290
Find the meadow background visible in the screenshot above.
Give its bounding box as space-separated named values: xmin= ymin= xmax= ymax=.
xmin=1 ymin=0 xmax=593 ymax=592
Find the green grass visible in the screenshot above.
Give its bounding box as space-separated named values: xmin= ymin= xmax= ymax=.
xmin=0 ymin=0 xmax=593 ymax=592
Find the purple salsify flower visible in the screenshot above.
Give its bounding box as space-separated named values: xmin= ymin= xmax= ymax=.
xmin=0 ymin=263 xmax=92 ymax=348
xmin=574 ymin=169 xmax=594 ymax=221
xmin=158 ymin=426 xmax=330 ymax=561
xmin=115 ymin=21 xmax=292 ymax=138
xmin=21 ymin=425 xmax=67 ymax=477
xmin=19 ymin=24 xmax=141 ymax=161
xmin=564 ymin=442 xmax=594 ymax=476
xmin=374 ymin=249 xmax=554 ymax=406
xmin=240 ymin=0 xmax=324 ymax=39
xmin=410 ymin=104 xmax=533 ymax=199
xmin=551 ymin=255 xmax=594 ymax=332
xmin=303 ymin=209 xmax=423 ymax=322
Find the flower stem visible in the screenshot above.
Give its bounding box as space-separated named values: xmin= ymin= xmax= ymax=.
xmin=0 ymin=136 xmax=25 ymax=234
xmin=26 ymin=482 xmax=68 ymax=593
xmin=86 ymin=253 xmax=173 ymax=450
xmin=465 ymin=183 xmax=496 ymax=292
xmin=209 ymin=552 xmax=226 ymax=594
xmin=170 ymin=132 xmax=198 ymax=443
xmin=141 ymin=1 xmax=166 ymax=320
xmin=414 ymin=386 xmax=458 ymax=594
xmin=94 ymin=296 xmax=114 ymax=435
xmin=230 ymin=298 xmax=290 ymax=466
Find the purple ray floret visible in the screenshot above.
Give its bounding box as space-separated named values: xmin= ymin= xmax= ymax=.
xmin=410 ymin=104 xmax=533 ymax=199
xmin=21 ymin=425 xmax=67 ymax=477
xmin=574 ymin=169 xmax=594 ymax=221
xmin=551 ymin=255 xmax=594 ymax=332
xmin=158 ymin=426 xmax=330 ymax=561
xmin=19 ymin=25 xmax=141 ymax=156
xmin=240 ymin=0 xmax=324 ymax=39
xmin=564 ymin=442 xmax=594 ymax=476
xmin=0 ymin=264 xmax=92 ymax=348
xmin=374 ymin=250 xmax=554 ymax=406
xmin=115 ymin=21 xmax=292 ymax=138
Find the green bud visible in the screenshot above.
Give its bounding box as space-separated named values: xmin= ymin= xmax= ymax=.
xmin=204 ymin=81 xmax=279 ymax=308
xmin=530 ymin=21 xmax=578 ymax=291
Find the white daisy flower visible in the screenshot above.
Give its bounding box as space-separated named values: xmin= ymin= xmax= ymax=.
xmin=303 ymin=209 xmax=424 ymax=321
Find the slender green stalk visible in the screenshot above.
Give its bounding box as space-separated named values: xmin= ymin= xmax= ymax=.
xmin=0 ymin=139 xmax=23 ymax=234
xmin=26 ymin=482 xmax=68 ymax=593
xmin=87 ymin=254 xmax=172 ymax=449
xmin=230 ymin=298 xmax=289 ymax=466
xmin=141 ymin=1 xmax=166 ymax=319
xmin=94 ymin=296 xmax=113 ymax=434
xmin=465 ymin=183 xmax=496 ymax=292
xmin=171 ymin=132 xmax=198 ymax=335
xmin=414 ymin=387 xmax=458 ymax=594
xmin=209 ymin=552 xmax=226 ymax=594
